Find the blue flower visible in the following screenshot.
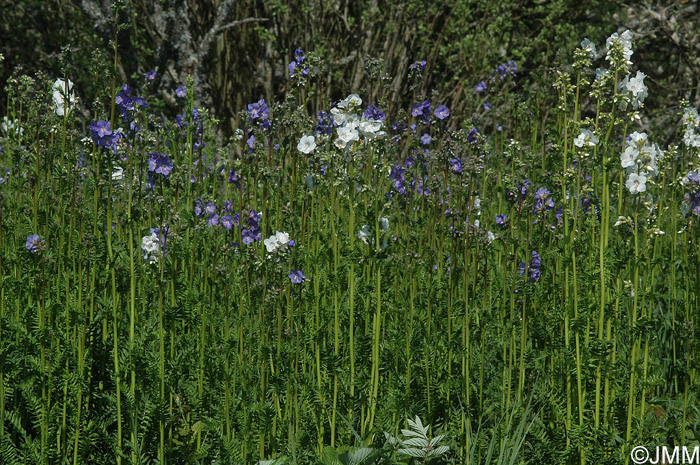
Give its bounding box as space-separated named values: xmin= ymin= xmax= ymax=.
xmin=175 ymin=86 xmax=187 ymax=98
xmin=288 ymin=269 xmax=306 ymax=284
xmin=434 ymin=105 xmax=450 ymax=120
xmin=26 ymin=234 xmax=41 ymax=253
xmin=145 ymin=70 xmax=156 ymax=81
xmin=475 ymin=81 xmax=487 ymax=93
xmin=420 ymin=133 xmax=432 ymax=145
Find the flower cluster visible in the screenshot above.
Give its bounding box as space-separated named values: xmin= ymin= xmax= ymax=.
xmin=141 ymin=227 xmax=168 ymax=264
xmin=89 ymin=119 xmax=121 ymax=151
xmin=115 ymin=84 xmax=147 ymax=122
xmin=681 ymin=106 xmax=700 ymax=148
xmin=264 ymin=231 xmax=296 ymax=254
xmin=247 ymin=99 xmax=270 ymax=131
xmin=288 ymin=48 xmax=309 ymax=78
xmin=621 ymin=131 xmax=663 ymax=194
xmin=573 ymin=128 xmax=599 ymax=148
xmin=147 ymin=152 xmax=173 ymax=181
xmin=519 ymin=251 xmax=541 ymax=283
xmin=329 ymin=94 xmax=386 ymax=149
xmin=605 ymin=30 xmax=634 ymax=67
xmin=533 ymin=188 xmax=555 ymax=214
xmin=619 ymin=70 xmax=648 ymax=110
xmin=682 ymin=171 xmax=700 ymax=217
xmin=52 ymin=78 xmax=77 ymax=116
xmin=241 ymin=209 xmax=263 ymax=245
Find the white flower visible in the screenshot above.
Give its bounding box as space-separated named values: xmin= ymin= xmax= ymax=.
xmin=628 ymin=131 xmax=647 ymax=146
xmin=473 ymin=196 xmax=481 ymax=212
xmin=580 ymin=38 xmax=597 ymax=59
xmin=606 ymin=29 xmax=634 ymax=65
xmin=358 ymin=119 xmax=383 ymax=138
xmin=626 ymin=172 xmax=647 ymax=194
xmin=141 ymin=233 xmax=160 ymax=264
xmin=574 ymin=128 xmax=599 ymax=148
xmin=379 ymin=217 xmax=389 ymax=231
xmin=264 ymin=235 xmax=279 ymax=253
xmin=297 ymin=135 xmax=316 ymax=154
xmin=112 ymin=166 xmax=124 ymax=181
xmin=487 ymin=231 xmax=496 ymax=243
xmin=336 ymin=126 xmax=359 ymax=148
xmin=358 ymin=225 xmax=371 ymax=244
xmin=264 ymin=231 xmax=291 ymax=254
xmin=621 ymin=145 xmax=638 ymax=168
xmin=52 ymin=78 xmax=77 ymax=116
xmin=337 ymin=94 xmax=362 ymax=109
xmin=1 ymin=116 xmax=23 ymax=136
xmin=625 ymin=71 xmax=647 ymax=108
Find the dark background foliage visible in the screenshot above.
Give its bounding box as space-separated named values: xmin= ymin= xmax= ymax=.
xmin=2 ymin=0 xmax=698 ymax=137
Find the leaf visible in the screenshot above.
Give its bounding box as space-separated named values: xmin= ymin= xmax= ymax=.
xmin=401 ymin=437 xmax=429 ymax=448
xmin=398 ymin=447 xmax=426 ymax=458
xmin=428 ymin=446 xmax=450 ymax=457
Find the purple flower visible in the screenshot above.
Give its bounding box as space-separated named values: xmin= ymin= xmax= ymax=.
xmin=247 ymin=99 xmax=269 ymax=121
xmin=475 ymin=81 xmax=487 ymax=93
xmin=450 ymin=158 xmax=463 ymax=174
xmin=410 ymin=60 xmax=427 ymax=71
xmin=496 ymin=214 xmax=508 ymax=228
xmin=467 ymin=127 xmax=478 ymax=144
xmin=26 ymin=234 xmax=41 ymax=253
xmin=247 ymin=135 xmax=256 ymax=148
xmin=288 ymin=61 xmax=298 ymax=77
xmin=194 ymin=198 xmax=204 ymax=216
xmin=420 ymin=133 xmax=432 ymax=145
xmin=207 ymin=214 xmax=219 ymax=227
xmin=294 ymin=48 xmax=306 ymax=63
xmin=221 ymin=214 xmax=234 ymax=230
xmin=484 ymin=103 xmax=491 ymax=111
xmin=519 ymin=251 xmax=541 ymax=283
xmin=145 ymin=70 xmax=156 ymax=81
xmin=147 ymin=152 xmax=173 ymax=179
xmin=205 ymin=201 xmax=216 ymax=215
xmin=533 ymin=188 xmax=555 ymax=214
xmin=288 ymin=269 xmax=306 ymax=284
xmin=175 ymin=86 xmax=187 ymax=98
xmin=363 ymin=103 xmax=386 ymax=122
xmin=228 ymin=168 xmax=240 ymax=187
xmin=89 ymin=119 xmax=112 ymax=146
xmin=434 ymin=105 xmax=450 ymax=120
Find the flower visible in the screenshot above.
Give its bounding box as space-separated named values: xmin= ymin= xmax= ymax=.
xmin=606 ymin=29 xmax=634 ymax=66
xmin=519 ymin=251 xmax=541 ymax=283
xmin=434 ymin=105 xmax=450 ymax=120
xmin=420 ymin=133 xmax=432 ymax=145
xmin=52 ymin=78 xmax=77 ymax=116
xmin=207 ymin=214 xmax=219 ymax=227
xmin=141 ymin=233 xmax=161 ymax=264
xmin=626 ymin=172 xmax=647 ymax=194
xmin=573 ymin=129 xmax=599 ymax=148
xmin=450 ymin=158 xmax=463 ymax=174
xmin=147 ymin=152 xmax=173 ymax=179
xmin=288 ymin=269 xmax=306 ymax=284
xmin=297 ymin=135 xmax=316 ymax=154
xmin=337 ymin=94 xmax=362 ymax=109
xmin=496 ymin=214 xmax=508 ymax=229
xmin=379 ymin=217 xmax=389 ymax=231
xmin=581 ymin=38 xmax=597 ymax=59
xmin=145 ymin=70 xmax=157 ymax=81
xmin=221 ymin=214 xmax=235 ymax=230
xmin=475 ymin=81 xmax=487 ymax=93
xmin=26 ymin=234 xmax=42 ymax=253
xmin=358 ymin=225 xmax=371 ymax=244
xmin=175 ymin=86 xmax=187 ymax=98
